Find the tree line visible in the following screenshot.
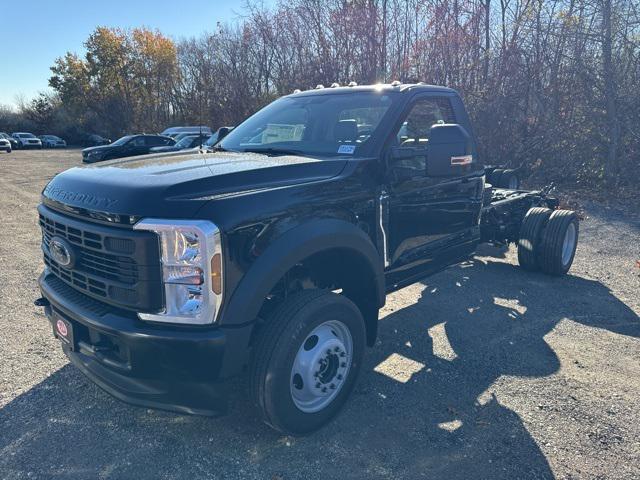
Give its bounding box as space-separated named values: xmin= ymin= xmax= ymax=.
xmin=2 ymin=0 xmax=638 ymax=189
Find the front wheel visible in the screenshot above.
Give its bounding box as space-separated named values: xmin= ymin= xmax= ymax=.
xmin=250 ymin=290 xmax=365 ymax=435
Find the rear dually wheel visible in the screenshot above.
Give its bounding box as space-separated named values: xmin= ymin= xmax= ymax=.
xmin=517 ymin=207 xmax=552 ymax=271
xmin=537 ymin=209 xmax=579 ymax=276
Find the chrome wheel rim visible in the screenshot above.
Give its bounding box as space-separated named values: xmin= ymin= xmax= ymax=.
xmin=561 ymin=222 xmax=577 ymax=266
xmin=290 ymin=320 xmax=353 ymax=413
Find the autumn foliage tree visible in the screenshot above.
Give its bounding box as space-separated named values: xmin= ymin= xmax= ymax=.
xmin=39 ymin=2 xmax=640 ymax=192
xmin=49 ymin=27 xmax=178 ymax=136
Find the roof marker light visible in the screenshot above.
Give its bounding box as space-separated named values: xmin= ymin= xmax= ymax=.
xmin=315 ymin=84 xmax=325 ymax=89
xmin=348 ymin=81 xmax=358 ymax=87
xmin=293 ymin=89 xmax=301 ymax=94
xmin=391 ymin=80 xmax=401 ymax=87
xmin=330 ymin=82 xmax=340 ymax=88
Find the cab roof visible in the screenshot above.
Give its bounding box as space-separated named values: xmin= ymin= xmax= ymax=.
xmin=288 ymin=83 xmax=457 ymax=97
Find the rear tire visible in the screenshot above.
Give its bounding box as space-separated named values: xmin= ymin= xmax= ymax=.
xmin=518 ymin=207 xmax=552 ymax=271
xmin=537 ymin=210 xmax=579 ymax=276
xmin=250 ymin=289 xmax=365 ymax=435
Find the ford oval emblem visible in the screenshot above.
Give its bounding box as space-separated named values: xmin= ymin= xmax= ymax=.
xmin=49 ymin=236 xmax=76 ymax=269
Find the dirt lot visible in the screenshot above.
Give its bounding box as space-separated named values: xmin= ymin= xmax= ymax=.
xmin=0 ymin=148 xmax=638 ymax=480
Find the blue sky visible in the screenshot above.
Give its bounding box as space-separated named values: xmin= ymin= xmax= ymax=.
xmin=0 ymin=0 xmax=273 ymax=107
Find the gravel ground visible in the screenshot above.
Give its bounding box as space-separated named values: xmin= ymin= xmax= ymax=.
xmin=0 ymin=149 xmax=638 ymax=480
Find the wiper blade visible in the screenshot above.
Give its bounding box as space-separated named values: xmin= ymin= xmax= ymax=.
xmin=210 ymin=145 xmax=230 ymax=152
xmin=241 ymin=147 xmax=306 ymax=157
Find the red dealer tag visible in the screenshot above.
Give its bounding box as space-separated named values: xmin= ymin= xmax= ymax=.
xmin=56 ymin=319 xmax=68 ymax=338
xmin=52 ymin=314 xmax=74 ymax=349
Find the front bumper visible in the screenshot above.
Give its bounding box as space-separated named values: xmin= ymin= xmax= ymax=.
xmin=39 ymin=272 xmax=252 ymax=416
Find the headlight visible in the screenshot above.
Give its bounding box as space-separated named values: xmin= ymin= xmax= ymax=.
xmin=134 ymin=219 xmax=223 ymax=325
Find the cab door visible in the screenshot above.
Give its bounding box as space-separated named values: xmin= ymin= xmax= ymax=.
xmin=383 ymin=94 xmax=482 ymax=283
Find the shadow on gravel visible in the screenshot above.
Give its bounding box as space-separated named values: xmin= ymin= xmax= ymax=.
xmin=1 ymin=255 xmax=638 ymax=479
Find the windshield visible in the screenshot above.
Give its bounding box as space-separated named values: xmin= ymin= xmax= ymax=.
xmin=18 ymin=133 xmax=36 ymax=138
xmin=220 ymin=92 xmax=395 ymax=156
xmin=111 ymin=135 xmax=133 ymax=146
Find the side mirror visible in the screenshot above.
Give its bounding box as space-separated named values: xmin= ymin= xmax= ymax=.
xmin=426 ymin=124 xmax=473 ymax=176
xmin=217 ymin=126 xmax=231 ymax=141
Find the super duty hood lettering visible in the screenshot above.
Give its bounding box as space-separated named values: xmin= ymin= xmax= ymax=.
xmin=44 ymin=185 xmax=119 ymax=209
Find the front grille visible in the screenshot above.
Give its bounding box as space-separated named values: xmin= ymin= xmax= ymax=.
xmin=39 ymin=205 xmax=163 ymax=311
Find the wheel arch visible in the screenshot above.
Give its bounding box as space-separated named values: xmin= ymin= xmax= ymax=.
xmin=220 ymin=218 xmax=385 ymax=345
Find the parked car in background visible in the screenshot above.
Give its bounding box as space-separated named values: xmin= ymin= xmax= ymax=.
xmin=82 ymin=134 xmax=175 ymax=163
xmin=39 ymin=135 xmax=67 ymax=148
xmin=170 ymin=132 xmax=193 ymax=144
xmin=161 ymin=126 xmax=212 ymax=138
xmin=203 ymin=126 xmax=233 ymax=151
xmin=0 ymin=133 xmax=18 ymax=150
xmin=149 ymin=134 xmax=210 ymax=153
xmin=82 ymin=134 xmax=111 ymax=147
xmin=0 ymin=137 xmax=11 ymax=153
xmin=12 ymin=132 xmax=42 ymax=149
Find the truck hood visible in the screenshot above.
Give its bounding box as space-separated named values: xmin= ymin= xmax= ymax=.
xmin=43 ymin=151 xmax=347 ymax=218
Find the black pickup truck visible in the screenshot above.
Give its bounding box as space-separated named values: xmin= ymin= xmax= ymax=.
xmin=35 ymin=83 xmax=579 ymax=434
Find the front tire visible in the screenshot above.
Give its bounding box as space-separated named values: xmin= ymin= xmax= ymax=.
xmin=250 ymin=290 xmax=366 ymax=435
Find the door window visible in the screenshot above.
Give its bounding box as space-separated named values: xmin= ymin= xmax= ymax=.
xmin=396 ymin=97 xmax=455 ymax=146
xmin=130 ymin=136 xmax=145 ymax=147
xmin=391 ymin=97 xmax=456 ymax=175
xmin=145 ymin=136 xmax=167 ymax=146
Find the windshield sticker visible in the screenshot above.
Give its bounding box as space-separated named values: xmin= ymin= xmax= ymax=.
xmin=338 ymin=144 xmax=356 ymax=154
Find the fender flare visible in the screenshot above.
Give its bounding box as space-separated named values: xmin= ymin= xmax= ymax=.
xmin=219 ymin=218 xmax=385 ymax=327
